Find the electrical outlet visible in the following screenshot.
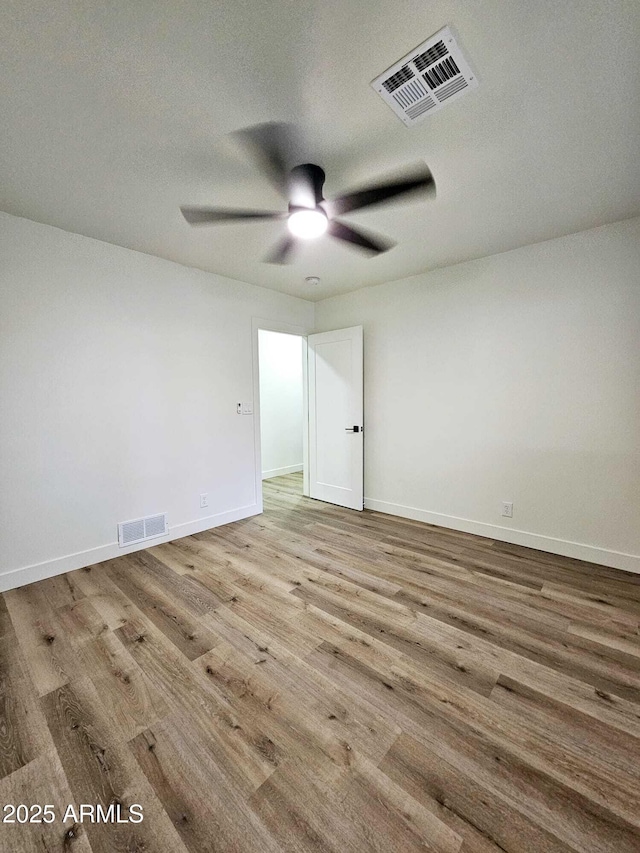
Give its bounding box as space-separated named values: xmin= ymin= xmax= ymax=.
xmin=200 ymin=493 xmax=209 ymax=509
xmin=501 ymin=501 xmax=513 ymax=518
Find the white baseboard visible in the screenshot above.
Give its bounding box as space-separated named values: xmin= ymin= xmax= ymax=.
xmin=4 ymin=494 xmax=637 ymax=593
xmin=364 ymin=497 xmax=640 ymax=575
xmin=0 ymin=503 xmax=260 ymax=593
xmin=262 ymin=464 xmax=303 ymax=480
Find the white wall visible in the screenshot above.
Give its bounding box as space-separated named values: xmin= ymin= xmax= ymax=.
xmin=258 ymin=331 xmax=303 ymax=479
xmin=315 ymin=217 xmax=640 ymax=573
xmin=0 ymin=212 xmax=313 ymax=591
xmin=2 ymin=212 xmax=638 ymax=588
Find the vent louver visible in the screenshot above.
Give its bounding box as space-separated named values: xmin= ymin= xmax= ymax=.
xmin=435 ymin=76 xmax=468 ymax=102
xmin=414 ymin=40 xmax=448 ymax=72
xmin=422 ymin=56 xmax=460 ymax=89
xmin=118 ymin=513 xmax=168 ymax=547
xmin=372 ymin=26 xmax=478 ymax=126
xmin=382 ymin=65 xmax=414 ymax=93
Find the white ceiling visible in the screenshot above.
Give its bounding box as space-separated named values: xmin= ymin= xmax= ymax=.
xmin=2 ymin=0 xmax=639 ymax=301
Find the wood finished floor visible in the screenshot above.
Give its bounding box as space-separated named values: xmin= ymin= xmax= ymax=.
xmin=2 ymin=473 xmax=640 ymax=853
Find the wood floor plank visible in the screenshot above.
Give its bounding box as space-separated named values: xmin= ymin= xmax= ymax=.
xmin=4 ymin=584 xmax=81 ymax=697
xmin=116 ymin=612 xmax=278 ymax=794
xmin=300 ymin=582 xmax=640 ymax=740
xmin=0 ymin=749 xmax=93 ymax=853
xmin=0 ymin=636 xmax=52 ymax=779
xmin=147 ymin=543 xmax=196 ymax=575
xmin=118 ymin=549 xmax=223 ymax=615
xmin=130 ymin=716 xmax=283 ymax=853
xmin=467 ymin=570 xmax=640 ymax=632
xmin=251 ymin=754 xmax=461 ymax=853
xmin=380 ymin=733 xmax=626 ymax=853
xmin=41 ymin=676 xmax=189 ymax=853
xmin=342 ymin=753 xmax=463 ymax=853
xmin=309 ymin=632 xmax=640 ymax=827
xmin=75 ymin=629 xmax=169 ymax=742
xmin=2 ymin=472 xmax=640 ymax=852
xmin=197 ymin=610 xmax=401 ymax=770
xmin=66 ymin=565 xmax=142 ymax=630
xmin=392 ymin=588 xmax=640 ymax=703
xmin=0 ymin=597 xmax=14 ymax=640
xmin=153 ymin=540 xmax=242 ymax=594
xmin=489 ymin=674 xmax=640 ymax=782
xmin=308 ymin=641 xmax=640 ymax=853
xmin=195 ymin=640 xmax=381 ymax=791
xmin=56 ymin=598 xmax=110 ymax=648
xmin=105 ymin=558 xmax=219 ymax=660
xmin=567 ymin=620 xmax=640 ymax=658
xmin=33 ymin=572 xmax=86 ymax=611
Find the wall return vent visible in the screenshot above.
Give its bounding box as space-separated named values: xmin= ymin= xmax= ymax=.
xmin=118 ymin=513 xmax=168 ymax=547
xmin=371 ymin=26 xmax=478 ymax=126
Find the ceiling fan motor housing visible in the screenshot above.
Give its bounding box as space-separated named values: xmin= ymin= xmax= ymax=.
xmin=288 ymin=164 xmax=326 ymax=210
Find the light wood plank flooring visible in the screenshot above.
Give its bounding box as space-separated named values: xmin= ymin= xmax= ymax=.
xmin=2 ymin=472 xmax=640 ymax=852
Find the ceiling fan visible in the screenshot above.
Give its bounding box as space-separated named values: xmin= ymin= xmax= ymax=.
xmin=180 ymin=123 xmax=436 ymax=264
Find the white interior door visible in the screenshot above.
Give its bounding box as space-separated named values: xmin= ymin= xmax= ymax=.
xmin=308 ymin=326 xmax=363 ymax=510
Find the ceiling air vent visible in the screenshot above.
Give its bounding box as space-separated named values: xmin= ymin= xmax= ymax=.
xmin=371 ymin=26 xmax=478 ymax=126
xmin=118 ymin=513 xmax=168 ymax=547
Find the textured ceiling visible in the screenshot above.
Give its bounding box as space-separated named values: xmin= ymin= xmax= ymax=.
xmin=2 ymin=0 xmax=639 ymax=300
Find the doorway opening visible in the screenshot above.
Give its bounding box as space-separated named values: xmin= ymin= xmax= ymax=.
xmin=253 ymin=321 xmax=363 ymax=512
xmin=257 ymin=329 xmax=305 ymax=498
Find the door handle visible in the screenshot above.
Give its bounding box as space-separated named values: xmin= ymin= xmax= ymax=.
xmin=345 ymin=425 xmax=361 ymax=433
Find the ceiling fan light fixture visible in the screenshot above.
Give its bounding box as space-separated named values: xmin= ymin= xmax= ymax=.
xmin=287 ymin=208 xmax=328 ymax=239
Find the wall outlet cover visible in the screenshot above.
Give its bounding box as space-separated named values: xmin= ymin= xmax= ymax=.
xmin=501 ymin=501 xmax=513 ymax=518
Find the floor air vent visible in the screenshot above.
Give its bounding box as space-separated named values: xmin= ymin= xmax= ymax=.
xmin=118 ymin=513 xmax=168 ymax=547
xmin=372 ymin=26 xmax=478 ymax=126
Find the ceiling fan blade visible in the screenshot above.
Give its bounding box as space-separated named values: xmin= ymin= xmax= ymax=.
xmin=181 ymin=206 xmax=285 ymax=225
xmin=330 ymin=166 xmax=435 ymax=216
xmin=264 ymin=235 xmax=297 ymax=264
xmin=328 ymin=220 xmax=395 ymax=255
xmin=235 ymin=122 xmax=302 ymax=198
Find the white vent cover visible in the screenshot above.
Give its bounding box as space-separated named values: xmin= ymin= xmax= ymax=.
xmin=371 ymin=26 xmax=478 ymax=126
xmin=118 ymin=513 xmax=168 ymax=547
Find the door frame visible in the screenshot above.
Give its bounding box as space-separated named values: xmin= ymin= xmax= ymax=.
xmin=251 ymin=317 xmax=311 ymax=514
